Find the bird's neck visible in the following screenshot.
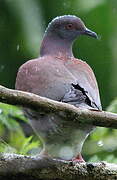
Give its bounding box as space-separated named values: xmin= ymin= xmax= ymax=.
xmin=40 ymin=33 xmax=73 ymax=58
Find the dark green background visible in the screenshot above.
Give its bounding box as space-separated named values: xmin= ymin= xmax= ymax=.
xmin=0 ymin=0 xmax=117 ymax=109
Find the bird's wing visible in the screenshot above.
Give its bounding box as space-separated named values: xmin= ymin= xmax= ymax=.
xmin=64 ymin=59 xmax=102 ymax=110
xmin=62 ymin=82 xmax=100 ymax=110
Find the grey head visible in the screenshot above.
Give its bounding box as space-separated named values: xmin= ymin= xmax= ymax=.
xmin=45 ymin=15 xmax=97 ymax=41
xmin=40 ymin=15 xmax=98 ymax=57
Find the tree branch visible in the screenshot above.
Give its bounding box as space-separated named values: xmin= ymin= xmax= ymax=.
xmin=0 ymin=153 xmax=116 ymax=180
xmin=0 ymin=85 xmax=117 ymax=129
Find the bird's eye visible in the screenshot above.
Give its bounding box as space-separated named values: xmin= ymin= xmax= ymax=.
xmin=65 ymin=23 xmax=74 ymax=30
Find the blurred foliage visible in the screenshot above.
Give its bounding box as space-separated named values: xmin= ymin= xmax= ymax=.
xmin=106 ymin=98 xmax=117 ymax=113
xmin=0 ymin=0 xmax=117 ymax=163
xmin=83 ymin=98 xmax=117 ymax=163
xmin=0 ymin=103 xmax=40 ymax=155
xmin=0 ymin=102 xmax=27 ymax=129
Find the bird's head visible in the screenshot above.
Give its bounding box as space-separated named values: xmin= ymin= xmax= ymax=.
xmin=46 ymin=15 xmax=98 ymax=41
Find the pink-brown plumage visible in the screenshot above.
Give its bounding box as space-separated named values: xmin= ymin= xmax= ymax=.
xmin=15 ymin=15 xmax=101 ymax=161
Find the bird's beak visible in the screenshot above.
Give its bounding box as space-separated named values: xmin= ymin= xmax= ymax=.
xmin=83 ymin=28 xmax=98 ymax=39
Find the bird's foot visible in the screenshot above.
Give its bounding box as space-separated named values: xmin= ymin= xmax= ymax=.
xmin=72 ymin=154 xmax=85 ymax=163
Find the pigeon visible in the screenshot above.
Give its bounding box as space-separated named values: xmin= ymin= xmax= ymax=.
xmin=15 ymin=15 xmax=102 ymax=161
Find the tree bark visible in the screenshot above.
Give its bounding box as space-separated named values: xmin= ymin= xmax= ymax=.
xmin=0 ymin=153 xmax=116 ymax=180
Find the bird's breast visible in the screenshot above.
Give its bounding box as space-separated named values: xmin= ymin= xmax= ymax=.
xmin=26 ymin=108 xmax=94 ymax=160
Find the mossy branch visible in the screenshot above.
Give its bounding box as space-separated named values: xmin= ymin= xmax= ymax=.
xmin=0 ymin=153 xmax=116 ymax=180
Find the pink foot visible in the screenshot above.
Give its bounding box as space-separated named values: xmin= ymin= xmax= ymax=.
xmin=72 ymin=154 xmax=85 ymax=163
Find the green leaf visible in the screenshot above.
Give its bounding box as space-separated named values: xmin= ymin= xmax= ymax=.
xmin=0 ymin=102 xmax=28 ymax=130
xmin=88 ymin=155 xmax=100 ymax=162
xmin=18 ymin=136 xmax=40 ymax=155
xmin=9 ymin=130 xmax=40 ymax=155
xmin=106 ymin=98 xmax=117 ymax=113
